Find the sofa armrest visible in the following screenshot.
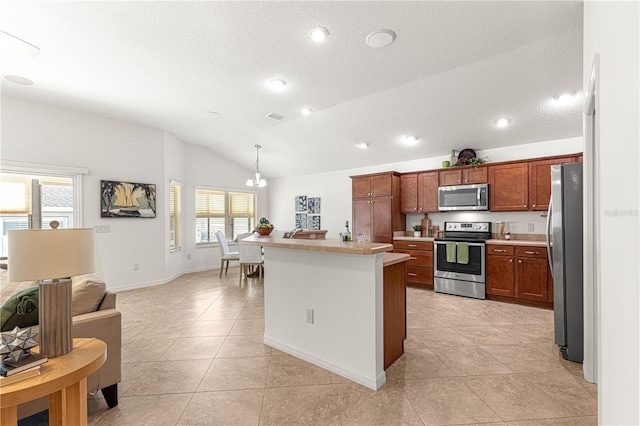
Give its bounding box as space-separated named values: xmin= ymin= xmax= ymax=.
xmin=98 ymin=291 xmax=116 ymax=310
xmin=73 ymin=308 xmax=122 ymax=391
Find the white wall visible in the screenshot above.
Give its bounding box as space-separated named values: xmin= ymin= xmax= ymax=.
xmin=269 ymin=137 xmax=582 ymax=239
xmin=584 ymin=2 xmax=640 ymax=424
xmin=0 ymin=96 xmax=261 ymax=291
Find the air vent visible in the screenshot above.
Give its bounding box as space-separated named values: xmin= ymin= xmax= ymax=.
xmin=266 ymin=112 xmax=286 ymax=120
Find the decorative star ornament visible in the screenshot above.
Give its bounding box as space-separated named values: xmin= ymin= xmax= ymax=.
xmin=0 ymin=327 xmax=39 ymax=362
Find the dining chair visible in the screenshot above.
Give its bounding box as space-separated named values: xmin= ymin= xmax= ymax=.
xmin=238 ymin=233 xmax=264 ymax=282
xmin=215 ymin=231 xmax=239 ymax=277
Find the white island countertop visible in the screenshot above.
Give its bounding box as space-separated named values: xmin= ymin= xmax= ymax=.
xmin=242 ymin=235 xmax=393 ymax=255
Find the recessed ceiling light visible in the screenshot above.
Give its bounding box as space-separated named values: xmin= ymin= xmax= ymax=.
xmin=366 ymin=30 xmax=396 ymax=48
xmin=403 ymin=135 xmax=419 ymax=145
xmin=555 ymin=92 xmax=577 ymax=106
xmin=301 ymin=107 xmax=313 ymax=116
xmin=205 ymin=111 xmax=221 ymax=118
xmin=4 ymin=75 xmax=33 ymax=85
xmin=356 ymin=142 xmax=370 ymax=149
xmin=496 ymin=117 xmax=511 ymax=128
xmin=308 ymin=27 xmax=329 ymax=42
xmin=268 ymin=79 xmax=287 ymax=91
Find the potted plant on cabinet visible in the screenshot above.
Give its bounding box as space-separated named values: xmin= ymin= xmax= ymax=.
xmin=412 ymin=225 xmax=422 ymax=237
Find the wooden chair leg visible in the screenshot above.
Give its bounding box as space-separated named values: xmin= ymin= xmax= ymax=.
xmin=225 ymin=261 xmax=229 ymax=275
xmin=220 ymin=260 xmax=224 ymax=277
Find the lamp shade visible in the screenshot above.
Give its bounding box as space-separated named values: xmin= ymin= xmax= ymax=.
xmin=8 ymin=228 xmax=95 ymax=282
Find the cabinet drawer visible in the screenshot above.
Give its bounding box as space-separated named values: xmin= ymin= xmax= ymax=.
xmin=406 ymin=266 xmax=433 ymax=285
xmin=393 ymin=240 xmax=433 ymax=251
xmin=515 ymin=246 xmax=547 ymax=259
xmin=487 ymin=245 xmax=514 ymax=256
xmin=395 ymin=250 xmax=432 ymax=267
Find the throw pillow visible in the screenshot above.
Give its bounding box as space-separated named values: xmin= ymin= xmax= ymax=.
xmin=72 ymin=274 xmax=106 ymax=316
xmin=0 ymin=285 xmax=39 ymax=332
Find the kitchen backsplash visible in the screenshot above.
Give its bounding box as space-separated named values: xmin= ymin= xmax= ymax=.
xmin=406 ymin=211 xmax=548 ymax=236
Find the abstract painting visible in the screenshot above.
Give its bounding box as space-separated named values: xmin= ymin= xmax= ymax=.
xmin=101 ymin=180 xmax=156 ymax=218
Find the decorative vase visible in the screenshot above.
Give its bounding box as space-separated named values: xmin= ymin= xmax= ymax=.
xmin=257 ymin=227 xmax=273 ymax=236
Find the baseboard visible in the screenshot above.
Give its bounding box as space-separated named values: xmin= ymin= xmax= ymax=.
xmin=264 ymin=334 xmax=386 ymax=391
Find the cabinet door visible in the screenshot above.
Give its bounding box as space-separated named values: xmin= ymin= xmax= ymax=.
xmin=371 ymin=174 xmax=393 ymax=197
xmin=515 ymin=257 xmax=548 ymax=301
xmin=486 ymin=255 xmax=515 ymax=296
xmin=371 ymin=197 xmax=392 ymax=243
xmin=439 ymin=169 xmax=462 ymax=186
xmin=462 ymin=167 xmax=488 ymax=184
xmin=352 ymin=176 xmax=371 ymax=198
xmin=529 ymin=157 xmax=576 ymax=211
xmin=352 ymin=199 xmax=372 ymax=237
xmin=400 ymin=173 xmax=418 ymax=213
xmin=489 ymin=163 xmax=529 ymax=211
xmin=417 ymin=172 xmax=439 ymax=212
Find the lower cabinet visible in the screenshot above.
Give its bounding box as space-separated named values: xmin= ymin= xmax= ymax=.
xmin=393 ymin=240 xmax=433 ymax=288
xmin=486 ymin=244 xmax=552 ymax=307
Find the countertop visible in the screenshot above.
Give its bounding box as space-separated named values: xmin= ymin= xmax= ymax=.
xmin=383 ymin=252 xmax=411 ymax=267
xmin=393 ymin=236 xmax=548 ymax=247
xmin=242 ymin=235 xmax=393 ymax=255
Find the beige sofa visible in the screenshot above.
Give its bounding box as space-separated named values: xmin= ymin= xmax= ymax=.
xmin=0 ymin=271 xmax=121 ymax=419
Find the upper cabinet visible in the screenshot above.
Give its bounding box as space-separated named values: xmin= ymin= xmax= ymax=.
xmin=352 ymin=173 xmax=393 ymax=198
xmin=528 ymin=157 xmax=576 ymax=211
xmin=439 ymin=167 xmax=488 ymax=186
xmin=400 ymin=172 xmax=438 ymax=213
xmin=489 ymin=163 xmax=529 ymax=211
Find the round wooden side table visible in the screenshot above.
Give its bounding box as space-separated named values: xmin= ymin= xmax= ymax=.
xmin=0 ymin=338 xmax=107 ymax=426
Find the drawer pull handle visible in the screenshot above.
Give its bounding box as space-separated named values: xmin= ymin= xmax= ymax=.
xmin=525 ymin=251 xmax=539 ymax=255
xmin=494 ymin=249 xmax=507 ymax=253
xmin=518 ymin=260 xmax=522 ymax=263
xmin=408 ymin=273 xmax=418 ymax=277
xmin=409 ymin=257 xmax=417 ymax=260
xmin=510 ymin=258 xmax=513 ymax=263
xmin=408 ymin=244 xmax=417 ymax=247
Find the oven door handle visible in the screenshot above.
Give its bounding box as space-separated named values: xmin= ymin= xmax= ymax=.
xmin=436 ymin=241 xmax=485 ymax=247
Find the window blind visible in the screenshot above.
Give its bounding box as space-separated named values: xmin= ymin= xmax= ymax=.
xmin=169 ymin=182 xmax=182 ymax=249
xmin=0 ymin=176 xmax=32 ymax=214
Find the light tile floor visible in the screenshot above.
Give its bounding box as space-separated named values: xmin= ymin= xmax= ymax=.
xmin=22 ymin=269 xmax=597 ymax=425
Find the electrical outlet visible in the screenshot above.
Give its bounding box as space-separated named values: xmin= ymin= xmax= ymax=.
xmin=527 ymin=223 xmax=534 ymax=232
xmin=187 ymin=254 xmax=192 ymax=260
xmin=306 ymin=308 xmax=314 ymax=324
xmin=133 ymin=263 xmax=140 ymax=271
xmin=94 ymin=225 xmax=110 ymax=233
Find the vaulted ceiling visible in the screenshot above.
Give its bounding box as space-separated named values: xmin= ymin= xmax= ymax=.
xmin=0 ymin=1 xmax=584 ymax=179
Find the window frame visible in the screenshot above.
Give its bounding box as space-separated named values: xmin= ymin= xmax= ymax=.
xmin=169 ymin=180 xmax=182 ymax=252
xmin=194 ymin=186 xmax=257 ymax=245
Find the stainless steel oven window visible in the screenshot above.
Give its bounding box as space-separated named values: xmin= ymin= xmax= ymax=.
xmin=433 ymin=242 xmax=486 ymax=283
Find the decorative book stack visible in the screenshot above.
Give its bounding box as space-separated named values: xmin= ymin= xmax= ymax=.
xmin=0 ymin=352 xmax=48 ymax=385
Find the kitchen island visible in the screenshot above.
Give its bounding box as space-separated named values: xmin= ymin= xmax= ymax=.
xmin=242 ymin=235 xmax=408 ymax=390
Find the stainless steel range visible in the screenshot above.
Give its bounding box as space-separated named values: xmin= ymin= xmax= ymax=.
xmin=433 ymin=221 xmax=491 ymax=299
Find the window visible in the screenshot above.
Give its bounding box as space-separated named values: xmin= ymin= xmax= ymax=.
xmin=0 ymin=171 xmax=78 ymax=257
xmin=195 ymin=188 xmax=256 ymax=243
xmin=169 ymin=181 xmax=182 ymax=251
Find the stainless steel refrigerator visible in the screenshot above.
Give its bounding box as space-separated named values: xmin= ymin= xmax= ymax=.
xmin=546 ymin=162 xmax=583 ymax=363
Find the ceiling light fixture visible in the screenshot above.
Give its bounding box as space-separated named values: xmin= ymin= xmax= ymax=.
xmin=246 ymin=144 xmax=267 ymax=188
xmin=496 ymin=117 xmax=511 ymax=128
xmin=555 ymin=92 xmax=577 ymax=106
xmin=365 ymin=29 xmax=396 ymax=48
xmin=4 ymin=75 xmax=34 ymax=85
xmin=301 ymin=107 xmax=313 ymax=116
xmin=268 ymin=78 xmax=287 ymax=92
xmin=356 ymin=142 xmax=370 ymax=149
xmin=308 ymin=27 xmax=329 ymax=42
xmin=403 ymin=135 xmax=418 ymax=145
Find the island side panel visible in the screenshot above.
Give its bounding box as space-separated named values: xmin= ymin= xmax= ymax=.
xmin=263 ymin=247 xmax=385 ymax=390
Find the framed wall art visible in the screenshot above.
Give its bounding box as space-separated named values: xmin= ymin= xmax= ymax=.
xmin=101 ymin=180 xmax=156 ymax=218
xmin=295 ymin=195 xmax=307 ymax=212
xmin=295 ymin=213 xmax=307 ymax=229
xmin=308 ymin=197 xmax=321 ymax=214
xmin=308 ymin=215 xmax=321 ymax=230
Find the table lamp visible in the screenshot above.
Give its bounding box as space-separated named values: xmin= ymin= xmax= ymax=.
xmin=8 ymin=227 xmax=95 ymax=357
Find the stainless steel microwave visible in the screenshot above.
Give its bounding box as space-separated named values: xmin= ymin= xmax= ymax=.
xmin=438 ymin=183 xmax=489 ymax=211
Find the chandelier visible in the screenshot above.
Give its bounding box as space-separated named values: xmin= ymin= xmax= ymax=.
xmin=246 ymin=144 xmax=267 ymax=187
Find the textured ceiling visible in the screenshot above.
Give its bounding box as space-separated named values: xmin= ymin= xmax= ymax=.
xmin=0 ymin=1 xmax=584 ymax=179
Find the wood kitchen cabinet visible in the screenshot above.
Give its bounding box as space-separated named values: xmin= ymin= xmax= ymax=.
xmin=486 ymin=243 xmax=552 ymax=307
xmin=529 ymin=157 xmax=576 ymax=211
xmin=393 ymin=240 xmax=433 ymax=288
xmin=352 ymin=172 xmax=404 ymax=243
xmin=400 ymin=173 xmax=418 ymax=213
xmin=400 ymin=172 xmax=438 ymax=213
xmin=489 ymin=162 xmax=529 ymax=211
xmin=439 ymin=167 xmax=488 ymax=186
